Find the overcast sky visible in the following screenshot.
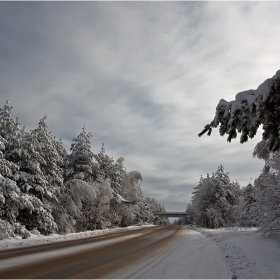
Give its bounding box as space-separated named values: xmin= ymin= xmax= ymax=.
xmin=1 ymin=1 xmax=280 ymax=212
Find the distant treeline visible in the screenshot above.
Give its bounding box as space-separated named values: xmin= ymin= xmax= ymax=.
xmin=183 ymin=161 xmax=280 ymax=237
xmin=0 ymin=100 xmax=168 ymax=240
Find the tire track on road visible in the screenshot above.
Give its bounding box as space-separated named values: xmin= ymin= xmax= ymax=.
xmin=0 ymin=226 xmax=176 ymax=279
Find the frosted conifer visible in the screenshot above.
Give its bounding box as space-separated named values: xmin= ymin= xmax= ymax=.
xmin=65 ymin=126 xmax=95 ymax=182
xmin=191 ymin=165 xmax=241 ymax=228
xmin=199 ymin=70 xmax=280 ymax=153
xmin=254 ymin=150 xmax=280 ymax=236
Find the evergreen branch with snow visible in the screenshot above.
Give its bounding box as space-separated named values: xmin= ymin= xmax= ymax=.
xmin=199 ymin=70 xmax=280 ymax=152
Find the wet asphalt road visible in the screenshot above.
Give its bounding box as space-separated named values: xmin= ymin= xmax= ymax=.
xmin=0 ymin=225 xmax=179 ymax=279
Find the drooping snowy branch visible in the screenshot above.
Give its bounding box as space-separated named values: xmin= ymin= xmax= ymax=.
xmin=199 ymin=70 xmax=280 ymax=152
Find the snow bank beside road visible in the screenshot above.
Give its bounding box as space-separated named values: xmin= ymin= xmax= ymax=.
xmin=111 ymin=226 xmax=280 ymax=279
xmin=0 ymin=225 xmax=154 ymax=250
xmin=194 ymin=226 xmax=280 ymax=279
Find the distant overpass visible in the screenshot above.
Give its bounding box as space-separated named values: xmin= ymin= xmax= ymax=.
xmin=153 ymin=212 xmax=190 ymax=218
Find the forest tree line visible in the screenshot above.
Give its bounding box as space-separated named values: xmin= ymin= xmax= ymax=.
xmin=0 ymin=100 xmax=168 ymax=240
xmin=186 ymin=157 xmax=280 ymax=237
xmin=188 ymin=70 xmax=280 ymax=237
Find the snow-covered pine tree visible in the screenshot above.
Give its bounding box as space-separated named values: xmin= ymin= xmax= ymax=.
xmin=0 ymin=136 xmax=19 ymax=180
xmin=30 ymin=116 xmax=63 ymax=191
xmin=0 ymin=101 xmax=57 ymax=237
xmin=191 ymin=174 xmax=212 ymax=227
xmin=199 ymin=70 xmax=280 ymax=153
xmin=0 ymin=134 xmax=20 ymax=236
xmin=59 ymin=127 xmax=101 ymax=232
xmin=64 ymin=126 xmax=96 ymax=182
xmin=145 ymin=197 xmax=169 ymax=225
xmin=0 ymin=101 xmax=35 ymax=196
xmin=53 ymin=136 xmax=68 ymax=168
xmin=240 ymin=184 xmax=260 ymax=227
xmin=239 ymin=183 xmax=260 ymax=227
xmin=253 ymin=148 xmax=280 ymax=237
xmin=191 ymin=165 xmax=241 ymax=228
xmin=0 ymin=137 xmax=44 ymax=238
xmin=11 ymin=117 xmax=61 ymax=235
xmin=94 ymin=144 xmax=124 ymax=193
xmin=0 ymin=100 xmax=24 ymax=164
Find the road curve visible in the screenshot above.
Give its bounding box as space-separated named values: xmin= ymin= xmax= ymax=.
xmin=0 ymin=225 xmax=179 ymax=279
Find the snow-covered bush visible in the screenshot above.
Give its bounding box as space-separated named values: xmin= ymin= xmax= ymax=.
xmin=0 ymin=219 xmax=14 ymax=240
xmin=57 ymin=179 xmax=97 ymax=232
xmin=14 ymin=223 xmax=31 ymax=239
xmin=87 ymin=179 xmax=113 ymax=230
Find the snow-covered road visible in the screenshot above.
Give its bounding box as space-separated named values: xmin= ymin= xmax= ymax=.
xmin=1 ymin=225 xmax=280 ymax=279
xmin=0 ymin=226 xmax=177 ymax=278
xmin=107 ymin=226 xmax=280 ymax=279
xmin=107 ymin=226 xmax=230 ymax=279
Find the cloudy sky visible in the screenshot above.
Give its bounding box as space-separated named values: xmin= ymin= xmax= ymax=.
xmin=1 ymin=1 xmax=280 ymax=212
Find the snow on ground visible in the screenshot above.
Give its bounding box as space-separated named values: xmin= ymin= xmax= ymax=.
xmin=108 ymin=226 xmax=280 ymax=279
xmin=108 ymin=226 xmax=231 ymax=279
xmin=193 ymin=226 xmax=280 ymax=279
xmin=0 ymin=224 xmax=154 ymax=250
xmin=1 ymin=225 xmax=280 ymax=279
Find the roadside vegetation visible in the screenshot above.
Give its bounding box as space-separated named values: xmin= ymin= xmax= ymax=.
xmin=0 ymin=101 xmax=168 ymax=239
xmin=189 ymin=69 xmax=280 ymax=237
xmin=2 ymin=70 xmax=280 ymax=239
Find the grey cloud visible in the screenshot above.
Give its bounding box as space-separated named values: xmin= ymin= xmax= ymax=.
xmin=1 ymin=1 xmax=279 ymax=212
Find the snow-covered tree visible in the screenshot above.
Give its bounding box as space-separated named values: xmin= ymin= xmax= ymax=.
xmin=0 ymin=104 xmax=58 ymax=236
xmin=199 ymin=70 xmax=280 ymax=153
xmin=115 ymin=170 xmax=151 ymax=226
xmin=0 ymin=100 xmax=23 ymax=183
xmin=8 ymin=117 xmax=62 ymax=235
xmin=239 ymin=183 xmax=260 ymax=227
xmin=65 ymin=127 xmax=96 ymax=182
xmin=55 ymin=179 xmax=97 ymax=232
xmin=0 ymin=136 xmax=19 ymax=179
xmin=191 ymin=165 xmax=241 ymax=228
xmin=119 ymin=171 xmax=143 ymax=202
xmin=0 ymin=100 xmax=22 ymax=154
xmin=53 ymin=136 xmax=68 ymax=168
xmin=175 ymin=203 xmax=196 ymax=225
xmin=145 ymin=197 xmax=169 ymax=225
xmin=94 ymin=144 xmax=124 ymax=193
xmin=0 ymin=218 xmax=15 ymax=240
xmin=253 ymin=147 xmax=280 ymax=236
xmin=0 ymin=161 xmax=56 ymax=236
xmin=30 ymin=116 xmax=63 ymax=190
xmin=0 ymin=100 xmax=160 ymax=236
xmin=80 ymin=179 xmax=113 ymax=230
